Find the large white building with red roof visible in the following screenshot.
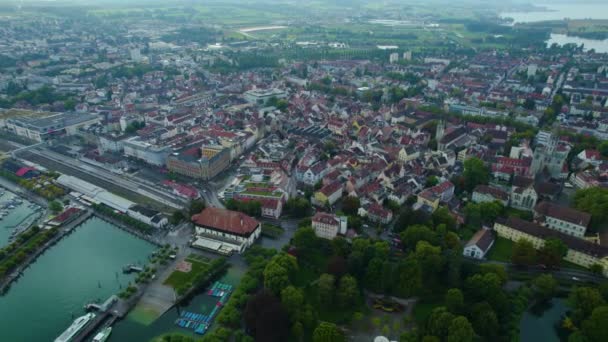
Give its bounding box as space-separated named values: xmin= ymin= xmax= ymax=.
xmin=191 ymin=207 xmax=261 ymax=254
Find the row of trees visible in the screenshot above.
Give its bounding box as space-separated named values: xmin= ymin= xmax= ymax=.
xmin=0 ymin=227 xmax=58 ymax=279
xmin=91 ymin=203 xmax=153 ymax=233
xmin=225 ymin=199 xmax=262 ymax=217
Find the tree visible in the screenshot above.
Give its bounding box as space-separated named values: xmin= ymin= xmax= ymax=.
xmin=568 ymin=287 xmax=606 ymax=323
xmin=426 ymin=307 xmax=455 ymax=339
xmin=244 ymin=291 xmax=289 ymax=342
xmin=590 ymin=263 xmax=604 ymax=275
xmin=342 ymin=196 xmax=360 ymax=216
xmin=336 ymin=275 xmax=359 ymax=308
xmin=470 ymin=302 xmax=498 ymax=340
xmin=445 ymin=288 xmax=464 ymax=314
xmin=364 ymin=257 xmax=385 ymax=292
xmin=284 ymin=197 xmax=312 ymax=218
xmin=293 ymin=227 xmax=319 ymax=257
xmin=463 ymin=158 xmax=490 ymax=193
xmin=189 ymin=199 xmax=206 ymax=216
xmin=263 ymin=261 xmax=290 ymax=295
xmin=573 ymin=187 xmax=608 ymax=232
xmin=539 ymin=238 xmax=568 ymax=268
xmin=478 ymin=264 xmax=508 ymax=285
xmin=447 ymin=316 xmax=475 ymax=342
xmin=600 ymin=141 xmax=608 ymax=158
xmin=532 ymin=274 xmax=558 ymax=303
xmin=400 ymin=225 xmax=438 ymax=250
xmin=581 ymin=306 xmax=608 ymax=342
xmin=426 ymin=176 xmax=439 ymax=187
xmin=326 ymin=255 xmax=348 ymax=278
xmin=281 ymin=286 xmax=304 ymax=318
xmin=312 ymin=322 xmax=345 ymax=342
xmin=170 ymin=211 xmax=185 ymax=225
xmin=523 ymin=98 xmax=536 ymax=110
xmin=511 ymin=239 xmax=537 ymax=267
xmin=395 ymin=257 xmax=423 ymax=297
xmin=414 ymin=241 xmax=444 ymax=289
xmin=318 ymin=273 xmax=336 ymax=306
xmin=464 ymin=273 xmax=508 ymax=316
xmin=432 ymin=207 xmax=458 ymax=231
xmin=49 ymin=200 xmax=63 ymax=213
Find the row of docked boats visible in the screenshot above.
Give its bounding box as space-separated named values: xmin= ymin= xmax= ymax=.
xmin=54 ymin=312 xmax=112 ymax=342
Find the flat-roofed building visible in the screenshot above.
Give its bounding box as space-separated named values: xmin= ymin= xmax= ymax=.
xmin=123 ymin=137 xmax=171 ymax=166
xmin=167 ymin=145 xmax=230 ymax=180
xmin=6 ymin=112 xmax=100 ymax=142
xmin=244 ymin=88 xmax=286 ymax=105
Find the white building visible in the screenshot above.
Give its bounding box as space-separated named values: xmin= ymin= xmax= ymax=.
xmin=123 ymin=137 xmax=171 ymax=166
xmin=128 ymin=205 xmax=168 ymax=229
xmin=191 ymin=207 xmax=261 ymax=254
xmin=312 ymin=212 xmax=347 ymax=240
xmin=243 ymin=88 xmax=287 ymax=105
xmin=389 ymin=53 xmax=399 ymax=64
xmin=463 ymin=228 xmax=495 ymax=260
xmin=534 ymin=202 xmax=591 ymax=238
xmin=6 ymin=112 xmax=100 ymax=142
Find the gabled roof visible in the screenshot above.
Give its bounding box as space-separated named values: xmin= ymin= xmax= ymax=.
xmin=534 ymin=202 xmax=591 ymax=228
xmin=473 ymin=185 xmax=508 ymax=201
xmin=192 ymin=207 xmax=259 ymax=236
xmin=465 ymin=229 xmax=494 ymax=253
xmin=496 ymin=217 xmax=608 ymax=258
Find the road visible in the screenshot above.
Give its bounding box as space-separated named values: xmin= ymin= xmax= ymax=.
xmin=473 ymin=259 xmax=605 ymax=284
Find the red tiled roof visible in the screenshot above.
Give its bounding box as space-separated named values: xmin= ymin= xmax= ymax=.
xmin=15 ymin=167 xmax=36 ymax=177
xmin=54 ymin=207 xmax=82 ymax=223
xmin=319 ymin=181 xmax=343 ymax=196
xmin=192 ymin=207 xmax=259 ymax=236
xmin=312 ymin=212 xmax=339 ymax=226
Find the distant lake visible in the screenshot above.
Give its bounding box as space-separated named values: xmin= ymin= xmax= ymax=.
xmin=546 ymin=33 xmax=608 ymax=53
xmin=501 ymin=3 xmax=608 ymax=23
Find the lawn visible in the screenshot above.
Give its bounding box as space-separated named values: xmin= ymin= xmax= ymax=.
xmin=412 ymin=300 xmax=441 ymax=325
xmin=486 ymin=236 xmax=514 ymax=262
xmin=163 ymin=254 xmax=211 ymax=289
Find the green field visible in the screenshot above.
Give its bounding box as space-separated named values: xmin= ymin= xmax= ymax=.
xmin=163 ymin=254 xmax=212 ymax=290
xmin=486 ymin=236 xmax=514 ymax=262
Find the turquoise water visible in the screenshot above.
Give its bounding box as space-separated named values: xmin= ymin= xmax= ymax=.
xmin=110 ymin=262 xmax=246 ymax=341
xmin=520 ymin=298 xmax=568 ymax=342
xmin=0 ymin=217 xmax=156 ymax=342
xmin=0 ymin=190 xmax=39 ymax=248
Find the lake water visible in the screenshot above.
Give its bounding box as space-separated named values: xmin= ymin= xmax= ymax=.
xmin=547 ymin=33 xmax=608 ymax=53
xmin=501 ymin=3 xmax=608 ymax=23
xmin=520 ymin=298 xmax=568 ymax=342
xmin=0 ymin=217 xmax=156 ymax=342
xmin=0 ymin=189 xmax=39 ymax=248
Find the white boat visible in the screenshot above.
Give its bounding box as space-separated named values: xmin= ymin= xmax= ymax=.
xmin=92 ymin=327 xmax=112 ymax=342
xmin=54 ymin=313 xmax=96 ymax=342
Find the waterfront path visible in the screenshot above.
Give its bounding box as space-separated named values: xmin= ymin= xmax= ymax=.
xmin=0 ymin=210 xmax=93 ymax=294
xmin=0 ymin=176 xmax=48 ymax=208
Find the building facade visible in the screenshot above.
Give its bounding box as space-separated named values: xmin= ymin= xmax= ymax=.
xmin=191 ymin=207 xmax=261 ymax=254
xmin=494 ymin=217 xmax=608 ymax=276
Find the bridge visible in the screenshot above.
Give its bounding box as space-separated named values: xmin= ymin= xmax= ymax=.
xmin=84 ymin=295 xmax=118 ymax=313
